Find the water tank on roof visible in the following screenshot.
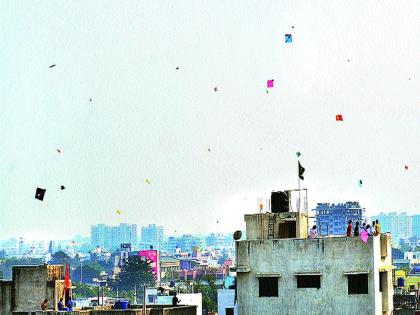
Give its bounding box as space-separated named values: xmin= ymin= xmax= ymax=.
xmin=397 ymin=277 xmax=404 ymax=287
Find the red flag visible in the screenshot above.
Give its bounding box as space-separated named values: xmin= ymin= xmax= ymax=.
xmin=335 ymin=114 xmax=343 ymax=121
xmin=64 ymin=263 xmax=71 ymax=289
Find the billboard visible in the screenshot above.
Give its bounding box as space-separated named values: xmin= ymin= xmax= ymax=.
xmin=138 ymin=249 xmax=160 ymax=282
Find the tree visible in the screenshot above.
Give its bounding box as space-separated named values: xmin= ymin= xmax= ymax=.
xmin=72 ymin=262 xmax=103 ymax=284
xmin=49 ymin=251 xmax=71 ymax=266
xmin=72 ymin=282 xmax=98 ymax=298
xmin=194 ymin=274 xmax=218 ymax=312
xmin=113 ymin=256 xmax=155 ymax=291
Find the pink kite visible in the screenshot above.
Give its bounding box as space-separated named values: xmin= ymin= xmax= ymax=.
xmin=360 ymin=230 xmax=369 ymax=244
xmin=267 ymin=79 xmax=274 ymax=88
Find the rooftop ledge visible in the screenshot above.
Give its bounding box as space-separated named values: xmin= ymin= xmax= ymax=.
xmin=238 ymin=234 xmax=388 ymax=241
xmin=256 ymin=272 xmax=281 ymax=277
xmin=294 ymin=272 xmax=322 ymax=276
xmin=236 ymin=265 xmax=251 ymax=273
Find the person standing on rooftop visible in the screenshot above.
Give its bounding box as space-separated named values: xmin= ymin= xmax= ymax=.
xmin=375 ymin=219 xmax=381 ymax=236
xmin=309 ymin=225 xmax=318 ymax=238
xmin=346 ymin=220 xmax=353 ymax=237
xmin=354 ymin=221 xmax=360 ymax=237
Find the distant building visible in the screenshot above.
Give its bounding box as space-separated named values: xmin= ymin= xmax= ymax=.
xmin=165 ymin=235 xmax=201 ymax=253
xmin=412 ymin=214 xmax=420 ymax=238
xmin=236 ymin=194 xmax=393 ymax=314
xmin=372 ymin=212 xmax=412 ymax=243
xmin=205 ymin=233 xmax=226 ymax=249
xmin=91 ymin=223 xmax=137 ymax=250
xmin=141 ymin=224 xmax=164 ymax=245
xmin=218 ymin=289 xmax=238 ymax=315
xmin=315 ymin=201 xmax=365 ymax=235
xmin=160 ymin=256 xmax=180 ymax=280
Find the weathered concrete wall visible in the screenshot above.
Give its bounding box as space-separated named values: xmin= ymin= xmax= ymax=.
xmin=12 ymin=265 xmax=56 ymax=312
xmin=217 ymin=289 xmax=238 ymax=315
xmin=245 ymin=212 xmax=309 ymax=240
xmin=237 ymin=236 xmax=377 ymax=315
xmin=12 ymin=307 xmax=197 ymax=315
xmin=0 ymin=281 xmax=12 ymax=315
xmin=373 ymin=234 xmax=393 ymax=314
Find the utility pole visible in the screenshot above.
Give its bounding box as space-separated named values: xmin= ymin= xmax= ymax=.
xmin=143 ymin=284 xmax=146 ymax=315
xmin=80 ymin=259 xmax=83 ymax=284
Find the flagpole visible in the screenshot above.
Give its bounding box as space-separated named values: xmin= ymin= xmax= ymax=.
xmin=298 ymin=161 xmax=301 ymax=212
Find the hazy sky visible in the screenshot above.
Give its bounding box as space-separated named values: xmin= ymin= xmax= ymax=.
xmin=1 ymin=0 xmax=419 ymax=240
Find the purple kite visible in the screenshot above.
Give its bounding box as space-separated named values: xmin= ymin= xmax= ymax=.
xmin=360 ymin=230 xmax=369 ymax=244
xmin=267 ymin=79 xmax=274 ymax=88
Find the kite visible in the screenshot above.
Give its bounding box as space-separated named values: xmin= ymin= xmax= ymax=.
xmin=176 ymin=67 xmax=179 ymax=70
xmin=214 ymin=87 xmax=218 ymax=92
xmin=208 ymin=148 xmax=211 ymax=152
xmin=60 ymin=185 xmax=65 ymax=190
xmin=358 ymin=180 xmax=363 ymax=188
xmin=267 ymin=79 xmax=274 ymax=88
xmin=49 ymin=64 xmax=56 ymax=68
xmin=35 ymin=188 xmax=46 ymax=201
xmin=57 ymin=149 xmax=61 ymax=153
xmin=291 ymin=26 xmax=295 ymax=29
xmin=145 ymin=179 xmax=152 ymax=184
xmin=116 ymin=209 xmax=122 ymax=215
xmin=404 ymin=165 xmax=408 ymax=170
xmin=296 ymin=152 xmax=301 ymax=157
xmin=266 ymin=90 xmax=269 ymax=94
xmin=336 ymin=114 xmax=343 ymax=121
xmin=285 ymin=34 xmax=292 ymax=43
xmin=89 ymin=98 xmax=92 ymax=102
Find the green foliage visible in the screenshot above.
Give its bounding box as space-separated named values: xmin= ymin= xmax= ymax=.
xmin=161 ymin=268 xmax=178 ymax=282
xmin=49 ymin=251 xmax=71 ymax=265
xmin=113 ymin=256 xmax=155 ymax=291
xmin=194 ymin=275 xmax=218 ymax=312
xmin=72 ymin=262 xmax=103 ymax=284
xmin=72 ymin=282 xmax=98 ymax=298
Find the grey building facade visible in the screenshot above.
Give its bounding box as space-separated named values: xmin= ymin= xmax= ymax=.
xmin=236 ymin=212 xmax=393 ymax=315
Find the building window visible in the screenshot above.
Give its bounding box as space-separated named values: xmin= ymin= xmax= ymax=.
xmin=296 ymin=275 xmax=321 ymax=289
xmin=347 ymin=274 xmax=368 ymax=294
xmin=258 ymin=277 xmax=278 ymax=297
xmin=226 ymin=308 xmax=234 ymax=315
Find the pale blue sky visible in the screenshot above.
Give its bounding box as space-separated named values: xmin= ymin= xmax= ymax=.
xmin=1 ymin=0 xmax=419 ymax=240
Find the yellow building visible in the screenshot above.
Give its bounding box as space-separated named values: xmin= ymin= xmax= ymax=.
xmin=394 ymin=269 xmax=420 ymax=291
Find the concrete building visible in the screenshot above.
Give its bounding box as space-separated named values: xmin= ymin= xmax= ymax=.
xmin=236 ymin=202 xmax=394 ymax=314
xmin=0 ymin=264 xmax=64 ymax=314
xmin=165 ymin=235 xmax=201 ymax=253
xmin=217 ymin=289 xmax=238 ymax=315
xmin=412 ymin=215 xmax=420 ymax=238
xmin=141 ymin=224 xmax=164 ymax=244
xmin=315 ymin=201 xmax=365 ymax=235
xmin=91 ymin=223 xmax=137 ymax=250
xmin=160 ymin=256 xmax=180 ymax=280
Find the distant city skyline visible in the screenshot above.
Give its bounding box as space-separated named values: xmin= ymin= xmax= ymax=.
xmin=1 ymin=1 xmax=419 ymax=239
